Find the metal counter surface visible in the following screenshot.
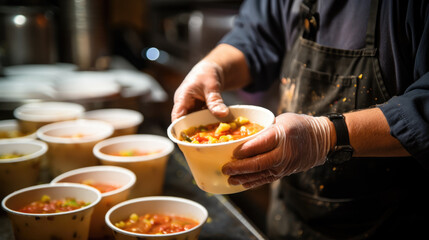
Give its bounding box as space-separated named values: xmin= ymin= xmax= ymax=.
xmin=0 ymin=146 xmax=268 ymax=240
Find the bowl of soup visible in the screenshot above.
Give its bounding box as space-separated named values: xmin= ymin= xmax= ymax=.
xmin=51 ymin=165 xmax=136 ymax=239
xmin=83 ymin=108 xmax=144 ymax=137
xmin=93 ymin=134 xmax=174 ymax=198
xmin=0 ymin=139 xmax=48 ymax=199
xmin=167 ymin=105 xmax=275 ymax=194
xmin=105 ymin=196 xmax=208 ymax=240
xmin=1 ymin=183 xmax=102 ymax=240
xmin=36 ymin=119 xmax=114 ymax=177
xmin=13 ymin=101 xmax=85 ymax=134
xmin=0 ymin=119 xmax=36 ymax=141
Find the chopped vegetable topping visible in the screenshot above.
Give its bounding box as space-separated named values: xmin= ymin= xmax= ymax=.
xmin=179 ymin=117 xmax=263 ymax=144
xmin=115 ymin=213 xmax=199 ymax=234
xmin=18 ymin=195 xmax=90 ymax=213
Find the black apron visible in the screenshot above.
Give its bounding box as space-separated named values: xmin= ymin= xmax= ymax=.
xmin=266 ymin=0 xmax=427 ymax=239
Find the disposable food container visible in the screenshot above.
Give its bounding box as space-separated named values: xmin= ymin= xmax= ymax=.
xmin=167 ymin=105 xmax=275 ymax=194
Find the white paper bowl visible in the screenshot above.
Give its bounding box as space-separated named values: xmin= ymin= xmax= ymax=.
xmin=167 ymin=105 xmax=275 ymax=194
xmin=0 ymin=139 xmax=48 ymax=199
xmin=37 ymin=119 xmax=114 ymax=177
xmin=83 ymin=108 xmax=143 ymax=137
xmin=1 ymin=183 xmax=102 ymax=240
xmin=0 ymin=119 xmax=37 ymax=141
xmin=93 ymin=134 xmax=174 ymax=198
xmin=51 ymin=165 xmax=136 ymax=239
xmin=13 ymin=101 xmax=85 ymax=134
xmin=105 ymin=196 xmax=208 ymax=240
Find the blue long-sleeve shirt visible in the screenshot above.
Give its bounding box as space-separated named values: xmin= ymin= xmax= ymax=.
xmin=220 ymin=0 xmax=429 ymax=166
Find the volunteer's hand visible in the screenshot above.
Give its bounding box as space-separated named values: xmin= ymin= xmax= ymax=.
xmin=171 ymin=60 xmax=230 ymax=122
xmin=222 ymin=113 xmax=332 ymax=189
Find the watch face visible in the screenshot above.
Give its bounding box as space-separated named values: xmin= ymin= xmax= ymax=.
xmin=326 ymin=146 xmax=353 ymax=164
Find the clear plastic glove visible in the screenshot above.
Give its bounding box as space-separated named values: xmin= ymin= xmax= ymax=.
xmin=171 ymin=60 xmax=229 ymax=122
xmin=222 ymin=113 xmax=332 ymax=189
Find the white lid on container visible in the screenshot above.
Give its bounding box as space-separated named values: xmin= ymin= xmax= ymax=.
xmin=84 ymin=108 xmax=143 ymax=130
xmin=14 ymin=102 xmax=85 ymax=122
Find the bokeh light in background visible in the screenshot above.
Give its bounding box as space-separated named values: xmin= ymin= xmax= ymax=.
xmin=142 ymin=47 xmax=169 ymax=64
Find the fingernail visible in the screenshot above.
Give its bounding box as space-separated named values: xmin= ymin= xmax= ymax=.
xmin=213 ymin=104 xmax=228 ymax=114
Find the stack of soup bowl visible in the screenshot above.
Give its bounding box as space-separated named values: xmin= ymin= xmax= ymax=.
xmin=2 ymin=100 xmax=210 ymax=239
xmin=2 ymin=102 xmax=273 ymax=239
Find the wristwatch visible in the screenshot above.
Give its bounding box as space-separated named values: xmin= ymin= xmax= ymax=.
xmin=325 ymin=113 xmax=354 ymax=164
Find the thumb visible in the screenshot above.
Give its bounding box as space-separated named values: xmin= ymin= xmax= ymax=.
xmin=205 ymin=91 xmax=229 ymax=118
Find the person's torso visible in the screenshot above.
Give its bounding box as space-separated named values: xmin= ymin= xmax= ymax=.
xmin=274 ymin=0 xmax=412 ymax=237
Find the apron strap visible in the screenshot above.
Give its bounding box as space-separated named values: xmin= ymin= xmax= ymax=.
xmin=365 ymin=0 xmax=380 ymax=48
xmin=301 ymin=0 xmax=319 ymax=41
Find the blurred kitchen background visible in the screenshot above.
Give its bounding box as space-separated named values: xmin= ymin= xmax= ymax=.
xmin=0 ymin=0 xmax=280 ymax=234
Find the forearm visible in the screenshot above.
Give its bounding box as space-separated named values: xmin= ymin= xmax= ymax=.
xmin=202 ymin=43 xmax=251 ymax=91
xmin=328 ymin=108 xmax=410 ymax=157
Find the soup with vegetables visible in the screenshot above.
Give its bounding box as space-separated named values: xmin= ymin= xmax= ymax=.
xmin=115 ymin=213 xmax=199 ymax=234
xmin=18 ymin=195 xmax=90 ymax=213
xmin=111 ymin=149 xmax=162 ymax=157
xmin=179 ymin=116 xmax=263 ymax=144
xmin=0 ymin=152 xmax=26 ymax=160
xmin=59 ymin=133 xmax=87 ymax=139
xmin=81 ymin=179 xmax=120 ymax=193
xmin=0 ymin=130 xmax=29 ymax=139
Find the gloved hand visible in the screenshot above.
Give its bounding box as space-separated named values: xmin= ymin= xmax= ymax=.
xmin=171 ymin=60 xmax=229 ymax=122
xmin=222 ymin=113 xmax=333 ymax=189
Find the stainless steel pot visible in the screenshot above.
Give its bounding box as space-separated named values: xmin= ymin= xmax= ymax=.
xmin=0 ymin=6 xmax=57 ymax=66
xmin=58 ymin=0 xmax=110 ymax=70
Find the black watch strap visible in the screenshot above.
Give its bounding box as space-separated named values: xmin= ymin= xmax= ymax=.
xmin=326 ymin=113 xmax=353 ymax=164
xmin=328 ymin=113 xmax=350 ymax=146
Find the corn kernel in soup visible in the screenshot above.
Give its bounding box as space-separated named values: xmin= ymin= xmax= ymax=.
xmin=179 ymin=117 xmax=263 ymax=144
